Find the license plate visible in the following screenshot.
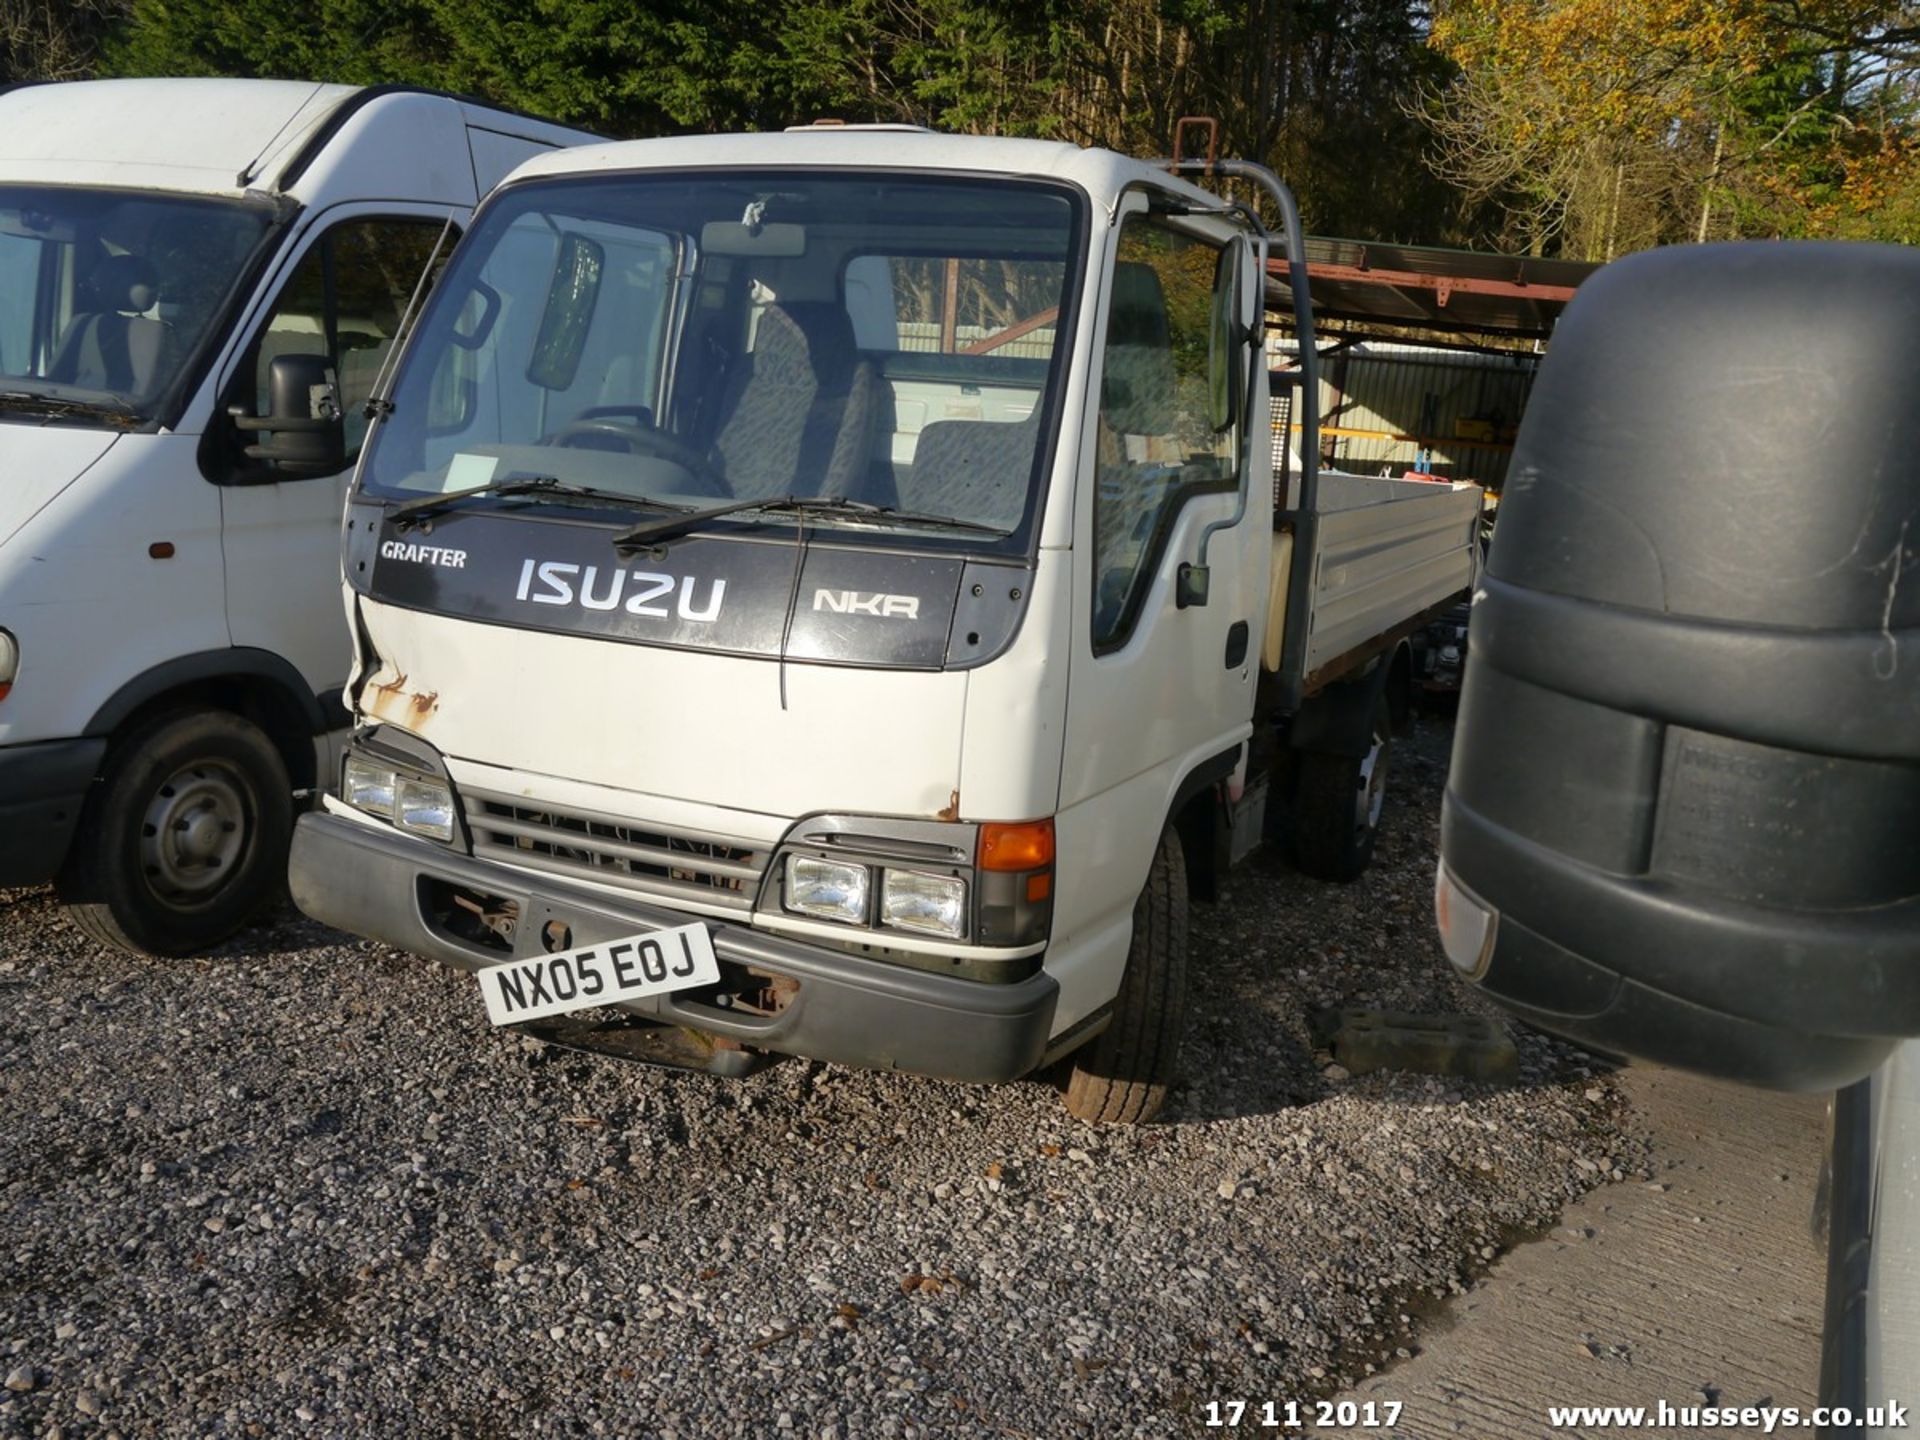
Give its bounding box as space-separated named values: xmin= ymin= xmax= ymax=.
xmin=478 ymin=922 xmax=720 ymax=1026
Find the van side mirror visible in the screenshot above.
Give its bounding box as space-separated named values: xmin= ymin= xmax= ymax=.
xmin=1438 ymin=240 xmax=1920 ymax=1093
xmin=229 ymin=353 xmax=345 ymax=476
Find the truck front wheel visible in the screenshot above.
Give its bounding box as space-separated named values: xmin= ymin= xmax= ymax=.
xmin=1063 ymin=825 xmax=1189 ymax=1125
xmin=56 ymin=710 xmax=293 ymax=956
xmin=1288 ymin=691 xmax=1392 ymax=882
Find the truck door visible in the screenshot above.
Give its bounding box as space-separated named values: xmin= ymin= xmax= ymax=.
xmin=211 ymin=210 xmax=455 ymax=701
xmin=1053 ymin=201 xmax=1263 ymax=1017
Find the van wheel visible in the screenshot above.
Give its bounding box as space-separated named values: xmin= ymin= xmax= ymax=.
xmin=1064 ymin=825 xmax=1189 ymax=1126
xmin=56 ymin=710 xmax=292 ymax=957
xmin=1289 ymin=692 xmax=1391 ymax=883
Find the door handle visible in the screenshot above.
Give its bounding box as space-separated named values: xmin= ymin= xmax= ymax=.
xmin=1224 ymin=620 xmax=1250 ymax=668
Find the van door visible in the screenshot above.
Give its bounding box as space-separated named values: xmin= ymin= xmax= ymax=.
xmin=211 ymin=208 xmax=455 ymax=703
xmin=1051 ymin=200 xmax=1263 ymax=1022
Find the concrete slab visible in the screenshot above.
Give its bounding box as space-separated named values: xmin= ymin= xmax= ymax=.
xmin=1328 ymin=1064 xmax=1829 ymax=1438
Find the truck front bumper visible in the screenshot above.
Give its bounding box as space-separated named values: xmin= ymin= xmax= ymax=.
xmin=0 ymin=737 xmax=106 ymax=887
xmin=289 ymin=810 xmax=1059 ymax=1084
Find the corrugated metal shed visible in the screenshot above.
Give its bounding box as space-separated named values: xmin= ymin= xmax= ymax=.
xmin=1269 ymin=338 xmax=1535 ymax=487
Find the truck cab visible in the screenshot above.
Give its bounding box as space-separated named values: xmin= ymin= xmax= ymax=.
xmin=0 ymin=79 xmax=594 ymax=953
xmin=291 ymin=127 xmax=1480 ymax=1120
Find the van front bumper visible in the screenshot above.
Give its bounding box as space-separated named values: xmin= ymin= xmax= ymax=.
xmin=289 ymin=810 xmax=1058 ymax=1084
xmin=0 ymin=737 xmax=106 ymax=887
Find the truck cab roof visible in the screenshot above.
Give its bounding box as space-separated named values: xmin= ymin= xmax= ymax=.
xmin=502 ymin=128 xmax=1226 ymax=214
xmin=0 ymin=79 xmax=596 ymax=207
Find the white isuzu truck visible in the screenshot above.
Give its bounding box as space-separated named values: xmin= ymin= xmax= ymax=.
xmin=0 ymin=79 xmax=593 ymax=954
xmin=289 ymin=125 xmax=1482 ymax=1121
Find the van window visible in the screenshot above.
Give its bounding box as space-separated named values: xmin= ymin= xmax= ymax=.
xmin=244 ymin=217 xmax=451 ymax=467
xmin=1091 ymin=215 xmax=1238 ymax=650
xmin=0 ymin=186 xmax=273 ymax=416
xmin=0 ymin=230 xmax=42 ymax=377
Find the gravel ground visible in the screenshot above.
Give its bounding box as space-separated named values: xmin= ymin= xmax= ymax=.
xmin=0 ymin=715 xmax=1645 ymax=1439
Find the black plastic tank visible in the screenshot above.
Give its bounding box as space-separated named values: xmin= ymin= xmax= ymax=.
xmin=1437 ymin=240 xmax=1920 ymax=1091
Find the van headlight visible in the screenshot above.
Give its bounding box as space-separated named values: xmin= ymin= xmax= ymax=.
xmin=785 ymin=855 xmax=871 ymax=925
xmin=0 ymin=628 xmax=16 ymax=701
xmin=342 ymin=750 xmax=456 ymax=844
xmin=397 ymin=776 xmax=456 ymax=842
xmin=343 ymin=755 xmax=398 ymax=815
xmin=781 ymin=855 xmax=969 ymax=939
xmin=762 ymin=815 xmax=1055 ymax=950
xmin=881 ymin=869 xmax=967 ymax=938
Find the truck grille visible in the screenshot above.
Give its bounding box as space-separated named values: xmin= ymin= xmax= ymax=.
xmin=460 ymin=787 xmax=768 ymax=913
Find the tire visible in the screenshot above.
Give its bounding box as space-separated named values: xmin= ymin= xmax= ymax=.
xmin=1288 ymin=690 xmax=1392 ymax=883
xmin=56 ymin=709 xmax=293 ymax=956
xmin=1063 ymin=825 xmax=1189 ymax=1125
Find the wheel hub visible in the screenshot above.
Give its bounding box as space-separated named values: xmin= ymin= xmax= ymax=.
xmin=1355 ymin=728 xmax=1390 ymax=835
xmin=141 ymin=762 xmax=248 ymax=900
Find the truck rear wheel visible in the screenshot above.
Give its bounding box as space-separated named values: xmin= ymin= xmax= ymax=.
xmin=1063 ymin=825 xmax=1189 ymax=1125
xmin=1289 ymin=691 xmax=1392 ymax=882
xmin=56 ymin=710 xmax=292 ymax=956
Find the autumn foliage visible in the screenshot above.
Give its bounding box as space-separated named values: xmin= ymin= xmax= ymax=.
xmin=4 ymin=0 xmax=1918 ymax=258
xmin=1421 ymin=0 xmax=1920 ymax=254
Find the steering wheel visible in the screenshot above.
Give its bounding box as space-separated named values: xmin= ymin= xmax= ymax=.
xmin=550 ymin=416 xmax=730 ymax=497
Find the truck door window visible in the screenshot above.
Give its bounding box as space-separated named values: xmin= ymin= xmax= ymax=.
xmin=1091 ymin=215 xmax=1237 ymax=650
xmin=242 ymin=217 xmax=452 ymax=470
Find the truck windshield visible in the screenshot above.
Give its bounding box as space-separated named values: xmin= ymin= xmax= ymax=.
xmin=0 ymin=186 xmax=275 ymax=422
xmin=358 ymin=171 xmax=1084 ymax=550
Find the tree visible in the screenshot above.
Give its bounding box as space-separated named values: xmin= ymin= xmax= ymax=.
xmin=97 ymin=0 xmax=1485 ymax=244
xmin=1414 ymin=0 xmax=1785 ymax=256
xmin=1416 ymin=0 xmax=1920 ymax=254
xmin=3 ymin=0 xmax=128 ymax=83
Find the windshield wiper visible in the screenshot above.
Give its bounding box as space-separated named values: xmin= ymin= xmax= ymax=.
xmin=611 ymin=494 xmax=1005 ymax=551
xmin=857 ymin=505 xmax=1007 ymax=537
xmin=0 ymin=391 xmax=145 ymax=427
xmin=387 ymin=475 xmax=663 ymax=528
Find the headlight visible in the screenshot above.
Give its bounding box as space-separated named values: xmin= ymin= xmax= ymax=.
xmin=785 ymin=855 xmax=870 ymax=925
xmin=397 ymin=776 xmax=455 ymax=841
xmin=343 ymin=751 xmax=456 ymax=844
xmin=343 ymin=756 xmax=398 ymax=816
xmin=0 ymin=628 xmax=16 ymax=701
xmin=881 ymin=869 xmax=967 ymax=938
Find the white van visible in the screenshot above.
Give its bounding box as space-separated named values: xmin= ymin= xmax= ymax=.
xmin=0 ymin=79 xmax=595 ymax=953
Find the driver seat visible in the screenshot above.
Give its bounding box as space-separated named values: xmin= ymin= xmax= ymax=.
xmin=49 ymin=253 xmax=178 ymax=397
xmin=709 ymin=302 xmax=881 ymax=502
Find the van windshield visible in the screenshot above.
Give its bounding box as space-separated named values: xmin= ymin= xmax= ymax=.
xmin=357 ymin=171 xmax=1084 ymax=550
xmin=0 ymin=186 xmax=275 ymax=421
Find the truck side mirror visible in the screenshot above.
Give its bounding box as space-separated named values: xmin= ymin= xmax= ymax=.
xmin=1438 ymin=240 xmax=1920 ymax=1092
xmin=229 ymin=352 xmax=345 ymax=477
